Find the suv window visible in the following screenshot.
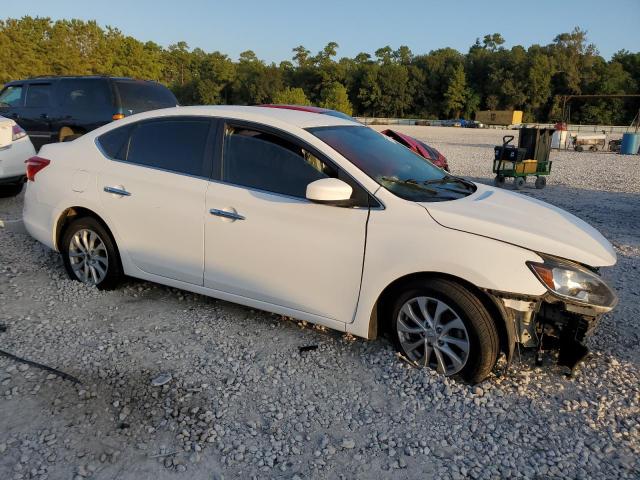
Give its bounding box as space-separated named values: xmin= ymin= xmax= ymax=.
xmin=115 ymin=81 xmax=177 ymax=114
xmin=223 ymin=127 xmax=337 ymax=198
xmin=58 ymin=79 xmax=112 ymax=112
xmin=25 ymin=84 xmax=52 ymax=107
xmin=126 ymin=118 xmax=210 ymax=176
xmin=0 ymin=86 xmax=23 ymax=107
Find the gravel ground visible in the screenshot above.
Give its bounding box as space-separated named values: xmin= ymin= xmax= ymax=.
xmin=1 ymin=127 xmax=638 ymax=480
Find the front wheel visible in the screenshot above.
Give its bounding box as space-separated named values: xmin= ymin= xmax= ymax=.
xmin=61 ymin=217 xmax=123 ymax=290
xmin=391 ymin=279 xmax=499 ymax=383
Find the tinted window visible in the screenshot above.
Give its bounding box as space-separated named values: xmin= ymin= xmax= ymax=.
xmin=223 ymin=127 xmax=336 ymax=198
xmin=0 ymin=86 xmax=23 ymax=107
xmin=25 ymin=84 xmax=52 ymax=107
xmin=58 ymin=79 xmax=112 ymax=113
xmin=115 ymin=81 xmax=177 ymax=114
xmin=98 ymin=126 xmax=132 ymax=160
xmin=126 ymin=119 xmax=210 ymax=176
xmin=309 ymin=126 xmax=475 ymax=202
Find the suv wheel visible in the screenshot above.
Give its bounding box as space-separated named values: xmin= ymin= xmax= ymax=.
xmin=61 ymin=217 xmax=123 ymax=290
xmin=59 ymin=126 xmax=75 ymax=142
xmin=390 ymin=278 xmax=499 ymax=383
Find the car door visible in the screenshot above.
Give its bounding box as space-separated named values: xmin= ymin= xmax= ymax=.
xmin=204 ymin=122 xmax=371 ymax=322
xmin=98 ymin=116 xmax=216 ymax=285
xmin=21 ymin=82 xmax=55 ymax=148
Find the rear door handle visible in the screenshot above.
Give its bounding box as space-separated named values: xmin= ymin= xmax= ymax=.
xmin=209 ymin=208 xmax=245 ymax=221
xmin=104 ymin=186 xmax=131 ymax=197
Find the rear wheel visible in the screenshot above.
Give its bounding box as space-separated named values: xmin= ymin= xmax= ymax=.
xmin=0 ymin=182 xmax=24 ymax=198
xmin=390 ymin=278 xmax=499 ymax=383
xmin=494 ymin=175 xmax=505 ymax=186
xmin=61 ymin=217 xmax=123 ymax=290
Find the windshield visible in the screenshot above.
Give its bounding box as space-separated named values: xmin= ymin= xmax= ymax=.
xmin=308 ymin=126 xmax=475 ymax=202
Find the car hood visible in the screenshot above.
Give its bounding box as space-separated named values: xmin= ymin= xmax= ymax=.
xmin=422 ymin=183 xmax=616 ymax=267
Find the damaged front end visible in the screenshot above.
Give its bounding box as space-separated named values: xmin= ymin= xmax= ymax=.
xmin=488 ymin=254 xmax=618 ymax=373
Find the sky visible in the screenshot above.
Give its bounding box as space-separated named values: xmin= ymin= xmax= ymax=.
xmin=3 ymin=0 xmax=639 ymax=62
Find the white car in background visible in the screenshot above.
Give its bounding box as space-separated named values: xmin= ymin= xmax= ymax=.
xmin=0 ymin=116 xmax=35 ymax=197
xmin=22 ymin=106 xmax=618 ymax=382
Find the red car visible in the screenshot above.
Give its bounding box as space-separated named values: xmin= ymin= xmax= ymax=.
xmin=260 ymin=104 xmax=449 ymax=171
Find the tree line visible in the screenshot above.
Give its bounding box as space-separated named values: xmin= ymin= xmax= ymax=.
xmin=1 ymin=17 xmax=639 ymax=124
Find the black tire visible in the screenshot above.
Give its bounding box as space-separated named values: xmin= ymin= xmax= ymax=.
xmin=535 ymin=176 xmax=547 ymax=189
xmin=61 ymin=216 xmax=123 ymax=290
xmin=0 ymin=182 xmax=23 ymax=198
xmin=514 ymin=177 xmax=525 ymax=190
xmin=390 ymin=278 xmax=499 ymax=383
xmin=59 ymin=126 xmax=75 ymax=142
xmin=494 ymin=175 xmax=505 ymax=186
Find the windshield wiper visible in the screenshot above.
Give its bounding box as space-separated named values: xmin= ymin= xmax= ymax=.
xmin=423 ymin=175 xmax=473 ymax=187
xmin=380 ymin=176 xmax=437 ymax=194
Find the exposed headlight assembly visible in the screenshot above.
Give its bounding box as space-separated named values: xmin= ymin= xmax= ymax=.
xmin=527 ymin=255 xmax=617 ymax=309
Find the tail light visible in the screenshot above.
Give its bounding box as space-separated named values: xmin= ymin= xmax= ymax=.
xmin=112 ymin=113 xmax=125 ymax=120
xmin=25 ymin=156 xmax=50 ymax=181
xmin=12 ymin=124 xmax=27 ymax=141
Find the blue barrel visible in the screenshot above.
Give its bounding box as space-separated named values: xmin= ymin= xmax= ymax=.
xmin=620 ymin=133 xmax=640 ymax=155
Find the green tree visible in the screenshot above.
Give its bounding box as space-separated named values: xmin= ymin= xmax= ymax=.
xmin=320 ymin=82 xmax=352 ymax=115
xmin=444 ymin=64 xmax=467 ymax=117
xmin=272 ymin=87 xmax=311 ymax=105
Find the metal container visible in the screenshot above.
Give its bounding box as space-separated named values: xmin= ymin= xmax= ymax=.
xmin=620 ymin=133 xmax=640 ymax=155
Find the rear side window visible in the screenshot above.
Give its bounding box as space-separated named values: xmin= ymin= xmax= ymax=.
xmin=57 ymin=79 xmax=113 ymax=112
xmin=98 ymin=126 xmax=132 ymax=160
xmin=126 ymin=118 xmax=210 ymax=176
xmin=223 ymin=127 xmax=335 ymax=198
xmin=115 ymin=81 xmax=177 ymax=114
xmin=25 ymin=84 xmax=52 ymax=107
xmin=0 ymin=86 xmax=23 ymax=107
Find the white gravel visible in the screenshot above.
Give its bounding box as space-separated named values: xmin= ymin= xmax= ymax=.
xmin=1 ymin=127 xmax=638 ymax=479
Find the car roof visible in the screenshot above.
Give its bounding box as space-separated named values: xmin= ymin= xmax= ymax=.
xmin=260 ymin=104 xmax=334 ymax=114
xmin=3 ymin=76 xmax=160 ymax=85
xmin=113 ymin=105 xmax=361 ymax=129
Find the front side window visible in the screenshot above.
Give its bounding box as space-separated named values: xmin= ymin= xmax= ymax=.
xmin=223 ymin=127 xmax=337 ymax=198
xmin=58 ymin=79 xmax=112 ymax=113
xmin=25 ymin=84 xmax=52 ymax=108
xmin=309 ymin=125 xmax=475 ymax=202
xmin=0 ymin=86 xmax=23 ymax=107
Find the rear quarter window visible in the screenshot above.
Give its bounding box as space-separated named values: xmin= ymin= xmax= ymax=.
xmin=97 ymin=125 xmax=132 ymax=160
xmin=115 ymin=81 xmax=177 ymax=114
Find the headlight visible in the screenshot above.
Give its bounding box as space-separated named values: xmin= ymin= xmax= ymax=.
xmin=527 ymin=255 xmax=617 ymax=308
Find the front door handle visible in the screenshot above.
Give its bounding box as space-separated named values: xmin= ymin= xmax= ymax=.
xmin=209 ymin=208 xmax=245 ymax=221
xmin=104 ymin=186 xmax=131 ymax=197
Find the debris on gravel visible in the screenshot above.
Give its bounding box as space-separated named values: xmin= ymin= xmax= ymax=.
xmin=1 ymin=127 xmax=638 ymax=479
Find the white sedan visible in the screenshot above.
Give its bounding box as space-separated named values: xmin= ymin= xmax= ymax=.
xmin=22 ymin=106 xmax=617 ymax=382
xmin=0 ymin=116 xmax=35 ymax=197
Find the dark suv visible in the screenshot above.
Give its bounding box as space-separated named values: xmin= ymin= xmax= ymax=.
xmin=0 ymin=76 xmax=178 ymax=149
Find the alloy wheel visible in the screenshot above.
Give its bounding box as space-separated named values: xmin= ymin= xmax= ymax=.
xmin=68 ymin=228 xmax=109 ymax=286
xmin=396 ymin=296 xmax=470 ymax=375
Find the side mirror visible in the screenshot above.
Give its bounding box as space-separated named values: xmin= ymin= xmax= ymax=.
xmin=306 ymin=178 xmax=353 ymax=206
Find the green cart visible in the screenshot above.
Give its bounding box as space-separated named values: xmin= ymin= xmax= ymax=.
xmin=493 ymin=133 xmax=553 ymax=190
